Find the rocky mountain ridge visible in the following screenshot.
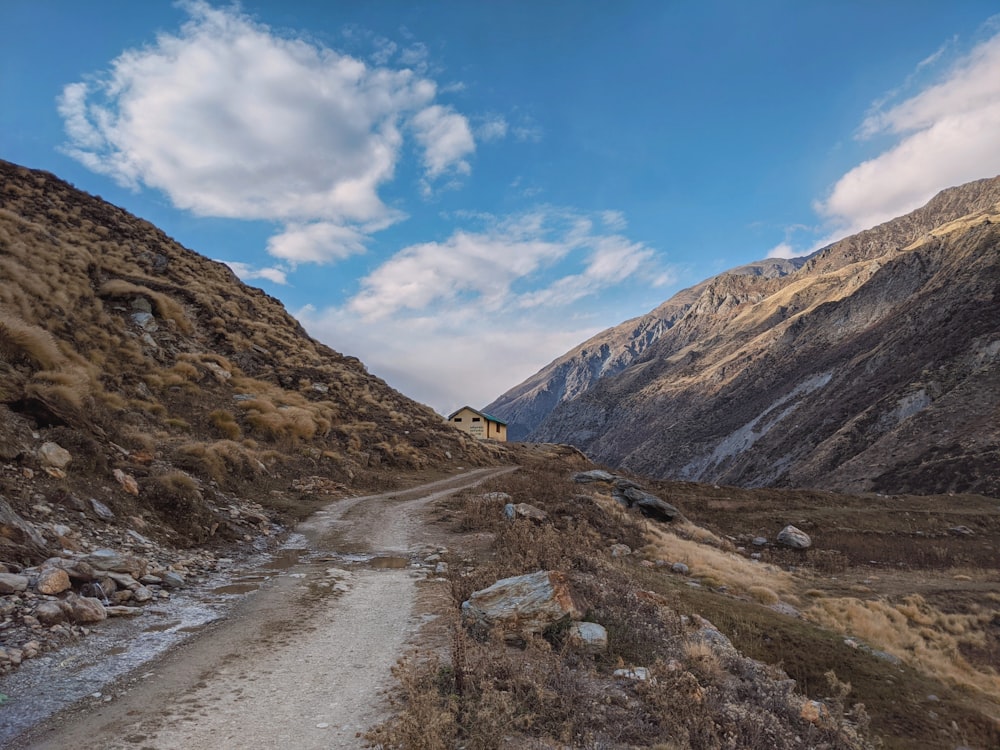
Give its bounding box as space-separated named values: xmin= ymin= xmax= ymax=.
xmin=484 ymin=257 xmax=806 ymax=440
xmin=492 ymin=176 xmax=1000 ymax=495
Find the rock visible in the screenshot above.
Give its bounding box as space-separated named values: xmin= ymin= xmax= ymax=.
xmin=481 ymin=492 xmax=512 ymax=502
xmin=671 ymin=562 xmax=690 ymax=575
xmin=573 ymin=470 xmax=615 ymax=483
xmin=89 ymin=498 xmax=116 ymax=521
xmin=433 ymin=563 xmax=449 ymax=576
xmin=503 ymin=502 xmax=549 ymax=522
xmin=800 ymin=699 xmax=830 ymax=727
xmin=82 ymin=549 xmax=147 ymax=577
xmin=776 ymin=525 xmax=811 ymax=550
xmin=38 ymin=442 xmax=72 ymax=470
xmin=610 ymin=543 xmax=632 ymax=558
xmin=160 ymin=570 xmax=186 ymax=588
xmin=0 ymin=499 xmax=48 ymax=556
xmin=106 ymin=572 xmax=140 ymax=589
xmin=34 ymin=601 xmax=66 ymax=625
xmin=568 ymin=621 xmax=608 ymax=654
xmin=130 ymin=296 xmax=152 ymax=313
xmin=203 ymin=361 xmax=231 ymax=382
xmin=948 ymin=525 xmax=975 ymax=537
xmin=752 ymin=536 xmax=768 ymax=547
xmin=46 ymin=558 xmax=96 ymax=582
xmin=113 ymin=469 xmax=140 ymax=496
xmin=66 ymin=596 xmax=107 ymax=624
xmin=461 ymin=570 xmax=584 ymax=636
xmin=616 ymin=486 xmax=682 ymax=522
xmin=131 ymin=311 xmax=158 ymax=331
xmin=613 ymin=667 xmax=650 ymax=681
xmin=0 ymin=573 xmax=29 ymax=594
xmin=34 ymin=567 xmax=71 ymax=595
xmin=131 ymin=586 xmax=154 ymax=603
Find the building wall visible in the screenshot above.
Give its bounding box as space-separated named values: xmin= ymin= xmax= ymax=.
xmin=449 ymin=407 xmax=507 ymax=442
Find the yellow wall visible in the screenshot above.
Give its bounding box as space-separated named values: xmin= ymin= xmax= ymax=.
xmin=449 ymin=407 xmax=507 ymax=441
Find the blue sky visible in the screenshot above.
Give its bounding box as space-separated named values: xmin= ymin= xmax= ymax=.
xmin=4 ymin=1 xmax=1000 ymax=415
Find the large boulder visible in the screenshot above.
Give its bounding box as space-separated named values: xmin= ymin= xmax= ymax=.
xmin=503 ymin=502 xmax=549 ymax=522
xmin=776 ymin=525 xmax=812 ymax=550
xmin=573 ymin=470 xmax=615 ymax=483
xmin=462 ymin=570 xmax=584 ymax=637
xmin=613 ymin=486 xmax=682 ymax=522
xmin=0 ymin=498 xmax=48 ymax=558
xmin=34 ymin=566 xmax=71 ymax=595
xmin=65 ymin=595 xmax=107 ymax=624
xmin=82 ymin=549 xmax=147 ymax=577
xmin=0 ymin=573 xmax=29 ymax=594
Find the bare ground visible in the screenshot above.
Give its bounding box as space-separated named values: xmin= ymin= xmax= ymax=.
xmin=11 ymin=467 xmax=516 ymax=750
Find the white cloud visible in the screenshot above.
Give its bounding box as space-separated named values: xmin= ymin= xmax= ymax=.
xmin=57 ymin=0 xmax=480 ymax=272
xmin=410 ymin=104 xmax=475 ymax=178
xmin=222 ymin=260 xmax=289 ymax=285
xmin=298 ymin=208 xmax=671 ymax=413
xmin=298 ymin=304 xmax=601 ymax=416
xmin=600 ymin=210 xmax=627 ymax=231
xmin=766 ymin=242 xmax=798 ymax=259
xmin=818 ymin=28 xmax=1000 ymax=235
xmin=476 ymin=114 xmax=509 ymax=142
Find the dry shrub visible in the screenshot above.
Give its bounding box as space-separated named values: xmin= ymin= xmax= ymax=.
xmin=644 ymin=524 xmax=794 ymax=598
xmin=209 ymin=409 xmax=241 ymax=440
xmin=172 ymin=440 xmax=263 ymax=487
xmin=749 ymin=585 xmax=781 ymax=605
xmin=147 ymin=470 xmax=216 ymax=544
xmin=0 ymin=312 xmax=64 ymax=369
xmin=167 ymin=362 xmax=200 ymax=382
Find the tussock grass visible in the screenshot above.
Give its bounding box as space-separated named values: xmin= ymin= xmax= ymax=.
xmin=805 ymin=594 xmax=1000 ymax=701
xmin=644 ymin=523 xmax=795 ymax=599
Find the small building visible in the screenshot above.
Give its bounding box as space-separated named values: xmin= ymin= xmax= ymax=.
xmin=447 ymin=406 xmax=508 ymax=441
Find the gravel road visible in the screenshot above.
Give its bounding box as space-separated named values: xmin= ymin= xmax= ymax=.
xmin=12 ymin=467 xmax=514 ymax=749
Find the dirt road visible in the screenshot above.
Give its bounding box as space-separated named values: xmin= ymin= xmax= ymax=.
xmin=12 ymin=467 xmax=515 ymax=749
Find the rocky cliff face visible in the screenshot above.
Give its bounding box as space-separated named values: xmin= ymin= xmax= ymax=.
xmin=503 ymin=177 xmax=1000 ymax=496
xmin=484 ymin=258 xmax=805 ymax=439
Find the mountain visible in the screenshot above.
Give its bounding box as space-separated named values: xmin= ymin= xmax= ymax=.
xmin=484 ymin=258 xmax=806 ymax=439
xmin=0 ymin=159 xmax=495 ymax=552
xmin=491 ymin=176 xmax=1000 ymax=495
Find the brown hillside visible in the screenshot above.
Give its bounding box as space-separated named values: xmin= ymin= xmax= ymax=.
xmin=0 ymin=159 xmax=497 ymax=552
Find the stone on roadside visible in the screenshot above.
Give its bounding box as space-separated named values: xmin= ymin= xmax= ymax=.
xmin=66 ymin=595 xmax=107 ymax=624
xmin=34 ymin=600 xmax=66 ymax=625
xmin=776 ymin=525 xmax=811 ymax=550
xmin=461 ymin=570 xmax=584 ymax=637
xmin=481 ymin=492 xmax=512 ymax=502
xmin=610 ymin=543 xmax=632 ymax=558
xmin=671 ymin=562 xmax=690 ymax=575
xmin=160 ymin=571 xmax=186 ymax=588
xmin=83 ymin=549 xmax=147 ymax=578
xmin=0 ymin=573 xmax=29 ymax=594
xmin=34 ymin=566 xmax=71 ymax=595
xmin=613 ymin=667 xmax=650 ymax=681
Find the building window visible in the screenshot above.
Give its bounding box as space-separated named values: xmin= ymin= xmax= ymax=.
xmin=472 ymin=417 xmax=481 ymax=422
xmin=454 ymin=417 xmax=462 ymax=422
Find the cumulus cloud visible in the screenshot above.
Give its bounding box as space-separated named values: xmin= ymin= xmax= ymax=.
xmin=301 ymin=207 xmax=671 ymax=413
xmin=267 ymin=222 xmax=370 ymax=264
xmin=222 ymin=260 xmax=289 ymax=285
xmin=57 ymin=0 xmax=477 ymax=273
xmin=410 ymin=104 xmax=475 ymax=178
xmin=818 ymin=28 xmax=1000 ymax=235
xmin=348 ymin=208 xmax=663 ymax=320
xmin=766 ymin=242 xmax=797 ymax=259
xmin=476 ymin=114 xmax=509 ymax=142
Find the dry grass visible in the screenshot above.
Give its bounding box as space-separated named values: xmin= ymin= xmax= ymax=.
xmin=806 ymin=594 xmax=1000 ymax=702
